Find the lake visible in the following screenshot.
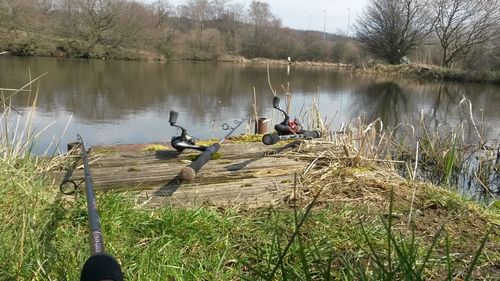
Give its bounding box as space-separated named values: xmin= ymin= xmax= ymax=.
xmin=1 ymin=56 xmax=499 ymax=153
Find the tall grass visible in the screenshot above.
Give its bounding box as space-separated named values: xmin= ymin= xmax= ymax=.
xmin=239 ymin=187 xmax=495 ymax=280
xmin=3 ymin=178 xmax=495 ymax=280
xmin=0 ymin=72 xmax=54 ymax=158
xmin=341 ymin=97 xmax=499 ymax=202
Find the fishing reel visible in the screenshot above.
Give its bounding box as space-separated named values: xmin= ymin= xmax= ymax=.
xmin=262 ymin=96 xmax=321 ymax=145
xmin=169 ymin=111 xmax=208 ymax=152
xmin=272 ymin=96 xmax=304 ymax=135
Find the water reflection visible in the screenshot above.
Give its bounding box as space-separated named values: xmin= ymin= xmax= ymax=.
xmin=1 ymin=56 xmax=499 ymax=153
xmin=352 ymin=81 xmax=409 ymax=126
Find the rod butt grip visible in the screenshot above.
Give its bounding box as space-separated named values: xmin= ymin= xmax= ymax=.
xmin=181 ymin=166 xmax=196 ymax=181
xmin=80 ymin=253 xmax=123 ymax=281
xmin=262 ymin=133 xmax=280 ymax=145
xmin=180 ymin=143 xmax=220 ymax=180
xmin=303 ymin=130 xmax=321 ymax=139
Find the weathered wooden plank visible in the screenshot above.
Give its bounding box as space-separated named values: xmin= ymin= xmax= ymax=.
xmin=55 ymin=141 xmax=311 ymax=207
xmin=87 ymin=142 xmax=300 ymax=168
xmin=137 ymin=175 xmax=293 ymax=207
xmin=55 ymin=156 xmax=303 ymax=188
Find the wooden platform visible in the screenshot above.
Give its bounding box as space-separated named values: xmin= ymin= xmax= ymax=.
xmin=54 ymin=141 xmax=310 ymax=207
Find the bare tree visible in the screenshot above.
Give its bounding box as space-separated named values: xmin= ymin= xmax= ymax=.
xmin=178 ymin=0 xmax=214 ymax=58
xmin=432 ymin=0 xmax=500 ymax=67
xmin=179 ymin=0 xmax=211 ymax=22
xmin=213 ymin=2 xmax=244 ymax=54
xmin=82 ymin=0 xmax=121 ymax=55
xmin=148 ymin=0 xmax=177 ymax=57
xmin=150 ymin=0 xmax=174 ymax=28
xmin=0 ymin=0 xmax=29 ymax=29
xmin=57 ymin=0 xmax=82 ymax=38
xmin=36 ymin=0 xmax=53 ymax=14
xmin=209 ymin=0 xmax=228 ymax=20
xmin=242 ymin=0 xmax=282 ymax=57
xmin=247 ymin=0 xmax=272 ymax=28
xmin=356 ymin=0 xmax=432 ymax=64
xmin=55 ymin=0 xmax=120 ymax=57
xmin=112 ymin=1 xmax=153 ymax=48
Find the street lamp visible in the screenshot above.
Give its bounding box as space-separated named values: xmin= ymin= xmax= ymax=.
xmin=323 ymin=10 xmax=326 ymax=41
xmin=347 ymin=8 xmax=351 ymax=37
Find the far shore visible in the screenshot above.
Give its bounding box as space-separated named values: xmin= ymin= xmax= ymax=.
xmin=217 ymin=55 xmax=500 ymax=84
xmin=2 ymin=50 xmax=500 ymax=84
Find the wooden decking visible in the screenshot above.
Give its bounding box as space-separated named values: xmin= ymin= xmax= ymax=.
xmin=54 ymin=141 xmax=312 ymax=207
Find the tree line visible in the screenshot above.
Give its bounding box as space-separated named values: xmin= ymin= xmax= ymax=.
xmin=1 ymin=0 xmax=499 ymax=71
xmin=356 ymin=0 xmax=500 ymax=70
xmin=0 ymin=0 xmax=359 ymax=62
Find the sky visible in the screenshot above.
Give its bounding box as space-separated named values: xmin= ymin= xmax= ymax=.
xmin=256 ymin=0 xmax=369 ymax=34
xmin=166 ymin=0 xmax=370 ymax=35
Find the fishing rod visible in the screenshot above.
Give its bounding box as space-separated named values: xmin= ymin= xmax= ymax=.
xmin=169 ymin=110 xmax=208 ymax=152
xmin=262 ymin=96 xmax=321 ymax=145
xmin=180 ymin=117 xmax=247 ymax=181
xmin=75 ymin=134 xmax=124 ymax=281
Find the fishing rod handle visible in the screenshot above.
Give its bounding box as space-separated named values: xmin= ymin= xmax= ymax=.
xmin=303 ymin=130 xmax=321 ymax=139
xmin=81 ymin=253 xmax=124 ymax=281
xmin=181 ymin=143 xmax=220 ymax=181
xmin=262 ymin=130 xmax=321 ymax=145
xmin=90 ymin=229 xmax=105 ymax=255
xmin=262 ymin=133 xmax=281 ymax=145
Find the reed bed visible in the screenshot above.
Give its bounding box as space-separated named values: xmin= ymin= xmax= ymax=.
xmin=355 ymin=63 xmax=500 ymax=84
xmin=251 ymin=77 xmax=498 ymax=201
xmin=322 ymin=97 xmax=500 ymax=202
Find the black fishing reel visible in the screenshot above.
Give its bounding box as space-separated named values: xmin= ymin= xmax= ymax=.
xmin=169 ymin=110 xmax=207 ymax=152
xmin=262 ymin=96 xmax=321 ymax=145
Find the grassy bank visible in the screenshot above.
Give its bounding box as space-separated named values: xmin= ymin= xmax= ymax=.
xmin=220 ymin=55 xmax=500 ymax=84
xmin=1 ymin=140 xmax=499 ymax=280
xmin=351 ymin=63 xmax=500 ymax=84
xmin=0 ymin=29 xmax=165 ymax=61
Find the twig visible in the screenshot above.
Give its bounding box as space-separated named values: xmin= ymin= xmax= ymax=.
xmin=412 ymin=140 xmax=420 ymax=180
xmin=303 ymin=150 xmax=327 ymax=175
xmin=4 ymin=72 xmax=47 ymax=100
xmin=252 ymin=87 xmax=258 ymax=133
xmin=473 ymin=171 xmax=495 ymax=199
xmin=0 ymin=88 xmax=31 ymax=92
xmin=458 ymin=96 xmax=483 ymax=144
xmin=266 ymin=63 xmax=276 ymax=96
xmin=408 ymin=141 xmax=420 ymax=227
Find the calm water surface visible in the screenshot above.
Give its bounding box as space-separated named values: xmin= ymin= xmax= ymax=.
xmin=1 ymin=56 xmax=499 ymax=154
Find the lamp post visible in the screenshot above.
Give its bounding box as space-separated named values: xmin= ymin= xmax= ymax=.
xmin=347 ymin=8 xmax=351 ymax=37
xmin=322 ymin=10 xmax=326 ymax=41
